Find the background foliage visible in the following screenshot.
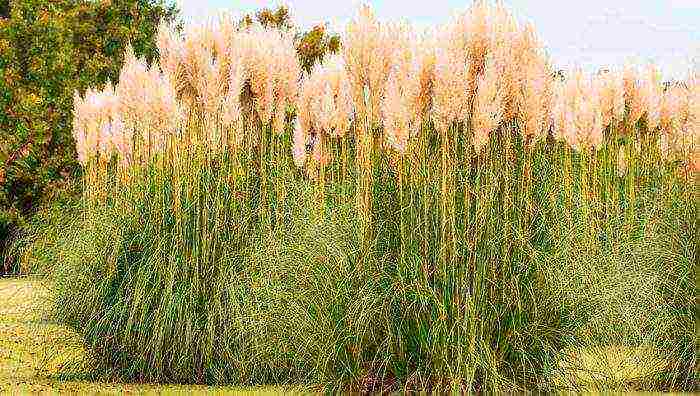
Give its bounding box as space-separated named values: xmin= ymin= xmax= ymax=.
xmin=0 ymin=0 xmax=178 ymax=271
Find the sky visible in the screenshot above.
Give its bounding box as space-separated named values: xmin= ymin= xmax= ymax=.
xmin=174 ymin=0 xmax=699 ymax=79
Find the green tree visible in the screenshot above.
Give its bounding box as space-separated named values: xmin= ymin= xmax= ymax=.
xmin=297 ymin=23 xmax=341 ymax=73
xmin=0 ymin=0 xmax=178 ymax=272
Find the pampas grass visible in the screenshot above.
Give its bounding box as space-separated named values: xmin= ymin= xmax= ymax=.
xmin=10 ymin=1 xmax=698 ymax=392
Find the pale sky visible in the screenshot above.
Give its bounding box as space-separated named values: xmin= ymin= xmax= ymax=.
xmin=174 ymin=0 xmax=699 ymax=80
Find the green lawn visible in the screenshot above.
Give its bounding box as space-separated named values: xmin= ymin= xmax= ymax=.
xmin=0 ymin=278 xmax=301 ymax=394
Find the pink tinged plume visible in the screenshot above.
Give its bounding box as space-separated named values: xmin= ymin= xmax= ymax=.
xmin=304 ymin=66 xmax=324 ymax=135
xmin=611 ymin=70 xmax=626 ymax=122
xmin=156 ymin=21 xmax=183 ymax=83
xmin=82 ymin=90 xmax=99 ymax=156
xmin=182 ymin=23 xmax=215 ymax=75
xmin=596 ymin=70 xmax=618 ymax=129
xmin=323 ymin=55 xmax=353 ymax=137
xmin=272 ymin=30 xmax=301 ymax=132
xmin=241 ymin=27 xmax=299 ymax=127
xmin=111 ymin=116 xmax=132 ymax=166
xmin=641 ymin=64 xmax=663 ymax=131
xmin=381 ymin=72 xmax=410 ymax=153
xmin=658 ymin=81 xmax=691 ymax=162
xmin=551 ymin=79 xmax=567 ymax=143
xmin=519 ymin=53 xmax=552 ymax=147
xmin=293 ymin=74 xmax=315 ymax=168
xmin=116 ymin=45 xmax=150 ymax=131
xmin=570 ymin=71 xmax=603 ymax=151
xmin=115 ymin=46 xmax=181 ymax=155
xmin=221 ymin=57 xmax=244 ymax=147
xmin=432 ymin=46 xmax=467 ymax=133
xmin=154 ymin=71 xmax=182 ymax=138
xmin=444 ymin=0 xmax=517 ymax=109
xmin=212 ymin=15 xmax=235 ymax=61
xmin=472 ymin=55 xmax=503 ymax=154
xmin=98 ymin=121 xmax=114 ymax=158
xmin=303 ymin=55 xmax=351 ymax=139
xmin=378 ymin=24 xmax=411 ymax=150
xmin=586 ymin=75 xmax=604 ymax=149
xmin=502 ymin=21 xmax=539 ymax=121
xmin=386 ymin=24 xmax=426 ymax=143
xmin=603 ymin=69 xmax=625 ymax=128
xmin=623 ymin=63 xmax=647 ymax=128
xmin=72 ymin=84 xmax=117 ymax=164
xmin=555 ymin=74 xmax=579 ymax=149
xmin=333 ymin=61 xmax=353 ymax=137
xmin=343 ymin=5 xmax=394 ymax=126
xmin=315 ymin=83 xmax=335 ymax=134
xmin=199 ymin=57 xmax=223 ymax=119
xmin=412 ymin=34 xmax=437 ymax=130
xmin=316 ymin=55 xmax=353 ymax=137
xmin=660 ymin=85 xmax=685 ymax=134
xmin=457 ymin=0 xmax=494 ymax=90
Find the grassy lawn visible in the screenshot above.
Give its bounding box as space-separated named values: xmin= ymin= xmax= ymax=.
xmin=0 ymin=278 xmax=301 ymax=394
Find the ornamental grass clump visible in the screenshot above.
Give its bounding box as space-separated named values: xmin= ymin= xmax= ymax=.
xmin=289 ymin=3 xmax=697 ymax=391
xmin=15 ymin=1 xmax=698 ymax=392
xmin=60 ymin=20 xmax=307 ymax=383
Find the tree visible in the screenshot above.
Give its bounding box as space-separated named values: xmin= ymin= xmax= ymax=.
xmin=297 ymin=23 xmax=341 ymax=73
xmin=0 ymin=0 xmax=178 ymax=272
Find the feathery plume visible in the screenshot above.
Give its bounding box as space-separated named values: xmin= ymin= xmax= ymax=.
xmin=432 ymin=38 xmax=469 ymax=130
xmin=472 ymin=55 xmax=504 ymax=153
xmin=381 ymin=22 xmax=425 ymax=152
xmin=292 ymin=118 xmax=308 ymax=167
xmin=156 ymin=22 xmax=183 ymax=83
xmin=623 ymin=62 xmax=647 ymax=129
xmin=518 ymin=50 xmax=552 ymax=146
xmin=640 ymin=63 xmax=663 ymax=131
xmin=572 ymin=70 xmax=604 ymax=150
xmin=597 ymin=69 xmax=625 ymax=128
xmin=343 ymin=5 xmax=394 ymax=126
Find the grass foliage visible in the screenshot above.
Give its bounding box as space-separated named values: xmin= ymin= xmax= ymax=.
xmin=9 ymin=3 xmax=698 ymax=392
xmin=13 ymin=130 xmax=697 ymax=392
